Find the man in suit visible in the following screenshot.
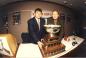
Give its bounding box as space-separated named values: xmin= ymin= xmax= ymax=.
xmin=47 ymin=10 xmax=64 ymax=40
xmin=27 ymin=8 xmax=46 ymax=47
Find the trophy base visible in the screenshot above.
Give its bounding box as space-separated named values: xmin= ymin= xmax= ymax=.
xmin=40 ymin=34 xmax=65 ymax=57
xmin=41 ymin=44 xmax=65 ymax=57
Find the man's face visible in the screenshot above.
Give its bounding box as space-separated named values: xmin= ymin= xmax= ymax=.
xmin=34 ymin=11 xmax=42 ymax=19
xmin=52 ymin=11 xmax=59 ymax=20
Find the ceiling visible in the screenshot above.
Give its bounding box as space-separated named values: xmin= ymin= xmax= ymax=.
xmin=0 ymin=0 xmax=86 ymax=12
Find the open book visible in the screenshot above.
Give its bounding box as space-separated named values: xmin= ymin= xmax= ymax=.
xmin=0 ymin=34 xmax=17 ymax=56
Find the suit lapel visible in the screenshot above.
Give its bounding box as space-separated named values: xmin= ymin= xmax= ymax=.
xmin=33 ymin=17 xmax=44 ymax=31
xmin=40 ymin=18 xmax=44 ymax=30
xmin=33 ymin=17 xmax=39 ymax=31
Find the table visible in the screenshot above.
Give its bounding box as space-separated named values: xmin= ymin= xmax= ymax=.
xmin=16 ymin=35 xmax=84 ymax=58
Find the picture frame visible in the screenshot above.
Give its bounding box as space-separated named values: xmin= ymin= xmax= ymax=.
xmin=12 ymin=11 xmax=21 ymax=25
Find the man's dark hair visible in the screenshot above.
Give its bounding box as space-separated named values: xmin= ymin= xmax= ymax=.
xmin=34 ymin=8 xmax=42 ymax=13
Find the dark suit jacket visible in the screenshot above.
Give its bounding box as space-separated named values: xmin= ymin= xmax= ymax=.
xmin=27 ymin=17 xmax=46 ymax=44
xmin=47 ymin=17 xmax=64 ymax=39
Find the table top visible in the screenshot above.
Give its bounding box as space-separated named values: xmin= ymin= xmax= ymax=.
xmin=16 ymin=35 xmax=84 ymax=58
xmin=16 ymin=43 xmax=43 ymax=58
xmin=48 ymin=35 xmax=84 ymax=58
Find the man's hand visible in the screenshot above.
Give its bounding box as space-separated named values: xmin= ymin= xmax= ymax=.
xmin=37 ymin=41 xmax=43 ymax=49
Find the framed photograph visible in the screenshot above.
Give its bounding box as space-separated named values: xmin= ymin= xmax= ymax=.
xmin=13 ymin=11 xmax=21 ymax=25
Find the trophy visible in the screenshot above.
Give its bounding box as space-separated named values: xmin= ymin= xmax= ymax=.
xmin=40 ymin=24 xmax=65 ymax=57
xmin=44 ymin=24 xmax=61 ymax=38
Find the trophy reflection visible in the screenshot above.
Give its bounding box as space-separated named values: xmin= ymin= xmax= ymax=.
xmin=40 ymin=24 xmax=65 ymax=57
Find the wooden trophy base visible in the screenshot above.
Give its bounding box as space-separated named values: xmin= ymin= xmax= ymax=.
xmin=40 ymin=34 xmax=65 ymax=57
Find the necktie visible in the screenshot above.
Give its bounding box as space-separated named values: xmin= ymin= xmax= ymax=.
xmin=38 ymin=19 xmax=40 ymax=30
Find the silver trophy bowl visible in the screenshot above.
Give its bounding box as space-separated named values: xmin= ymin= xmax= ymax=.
xmin=44 ymin=24 xmax=61 ymax=37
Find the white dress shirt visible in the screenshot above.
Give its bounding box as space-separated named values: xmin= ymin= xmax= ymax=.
xmin=36 ymin=18 xmax=40 ymax=30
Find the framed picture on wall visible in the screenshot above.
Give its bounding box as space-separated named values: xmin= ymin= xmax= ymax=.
xmin=12 ymin=11 xmax=21 ymax=25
